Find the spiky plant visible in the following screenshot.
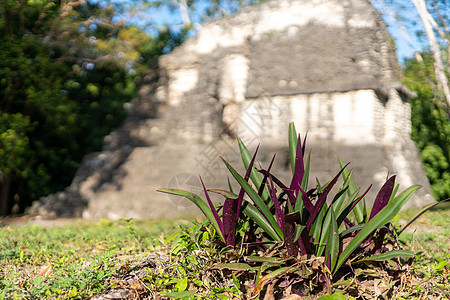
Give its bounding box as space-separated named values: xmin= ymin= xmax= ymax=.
xmin=159 ymin=122 xmax=446 ymax=297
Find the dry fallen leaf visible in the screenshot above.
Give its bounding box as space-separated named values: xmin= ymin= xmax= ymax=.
xmin=263 ymin=281 xmax=276 ymax=300
xmin=39 ymin=265 xmax=52 ymax=278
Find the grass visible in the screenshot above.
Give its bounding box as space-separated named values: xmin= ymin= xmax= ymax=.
xmin=393 ymin=203 xmax=450 ymax=299
xmin=0 ymin=217 xmax=188 ymax=299
xmin=0 ymin=205 xmax=448 ymax=300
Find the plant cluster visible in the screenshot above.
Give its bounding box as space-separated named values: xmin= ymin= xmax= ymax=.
xmin=159 ymin=122 xmax=447 ymax=298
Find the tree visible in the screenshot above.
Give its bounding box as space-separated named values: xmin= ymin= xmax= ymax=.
xmin=372 ymin=0 xmax=450 ymax=109
xmin=0 ymin=114 xmax=33 ymax=215
xmin=404 ymin=52 xmax=450 ymax=201
xmin=410 ymin=0 xmax=450 ymax=107
xmin=0 ymin=33 xmax=72 ymax=214
xmin=0 ymin=0 xmax=275 ymax=215
xmin=0 ymin=0 xmax=170 ymax=215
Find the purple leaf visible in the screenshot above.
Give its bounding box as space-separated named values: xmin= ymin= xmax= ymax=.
xmin=306 ymin=164 xmax=349 ymax=230
xmin=369 ymin=176 xmax=396 ymax=220
xmin=259 ymin=169 xmax=296 ymax=204
xmin=343 ymin=217 xmax=354 ymax=230
xmin=245 ymin=221 xmax=269 ymax=251
xmin=223 ymin=197 xmax=238 ymax=246
xmin=279 ymin=277 xmax=302 ymax=288
xmin=257 ymin=154 xmax=276 ymax=197
xmin=283 ymin=211 xmax=301 ymax=257
xmin=292 ymin=288 xmax=306 ymax=297
xmin=268 ymin=176 xmax=284 ymax=228
xmin=299 ymin=187 xmax=314 ymax=214
xmin=289 ymin=134 xmax=305 ymax=201
xmin=337 ymin=185 xmax=372 ymax=226
xmin=298 ymin=228 xmax=312 ymax=254
xmin=200 ymin=176 xmax=224 ymax=237
xmin=373 ymin=227 xmax=389 ymax=253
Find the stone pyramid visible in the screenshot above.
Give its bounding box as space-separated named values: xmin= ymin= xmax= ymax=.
xmin=29 ymin=0 xmax=434 ymax=220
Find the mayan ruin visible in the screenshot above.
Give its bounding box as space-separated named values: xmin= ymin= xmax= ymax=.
xmin=29 ymin=0 xmax=434 ymax=219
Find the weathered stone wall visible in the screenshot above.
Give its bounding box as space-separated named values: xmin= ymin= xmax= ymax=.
xmin=233 ymin=89 xmax=432 ymax=207
xmin=28 ymin=0 xmax=433 ymax=220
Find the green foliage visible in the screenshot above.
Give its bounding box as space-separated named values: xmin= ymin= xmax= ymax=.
xmin=0 ymin=113 xmax=33 ymax=179
xmin=403 ymin=52 xmax=450 ymax=201
xmin=317 ymin=293 xmax=347 ymax=300
xmin=0 ymin=0 xmax=179 ymax=214
xmin=0 ymin=34 xmax=80 ymax=202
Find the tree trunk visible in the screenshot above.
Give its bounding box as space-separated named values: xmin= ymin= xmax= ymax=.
xmin=0 ymin=173 xmax=11 ymax=216
xmin=176 ymin=0 xmax=192 ymax=27
xmin=411 ymin=0 xmax=450 ymax=107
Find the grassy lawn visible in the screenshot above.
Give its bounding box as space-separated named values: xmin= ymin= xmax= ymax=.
xmin=0 ymin=205 xmax=448 ymax=300
xmin=0 ymin=217 xmax=190 ymax=299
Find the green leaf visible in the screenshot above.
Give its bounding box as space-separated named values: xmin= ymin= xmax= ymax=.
xmin=294 ymin=190 xmax=305 ymax=217
xmin=301 ymin=151 xmax=311 ymax=191
xmin=68 ymin=286 xmax=78 ymax=298
xmin=326 ymin=210 xmax=339 ymax=271
xmin=216 ymin=294 xmax=229 ymax=300
xmin=314 ymin=205 xmax=330 ymax=257
xmin=391 ymin=183 xmax=399 ymax=203
xmin=214 ymin=263 xmax=261 ymax=271
xmin=208 ymin=189 xmax=239 ymax=199
xmin=164 ymin=231 xmax=181 ymax=244
xmin=246 ymin=256 xmax=290 ymax=264
xmin=356 ymin=250 xmax=414 ymax=263
xmin=333 ymin=185 xmax=420 ymax=274
xmin=332 ymin=186 xmax=349 ymax=216
xmin=339 ymin=159 xmax=364 ymax=223
xmin=333 ymin=279 xmax=352 ymax=286
xmin=163 ymin=290 xmax=195 ymax=299
xmin=336 ymin=189 xmax=360 ymax=226
xmin=242 ymin=202 xmax=282 ymax=241
xmin=311 ymin=202 xmax=327 ymax=253
xmin=232 ymin=273 xmax=240 ymax=290
xmin=339 ymin=224 xmax=365 ymax=237
xmin=157 ymin=188 xmax=224 ymax=241
xmin=289 ymin=122 xmax=298 ymax=175
xmin=238 ymin=138 xmax=270 ymax=202
xmin=294 ymin=224 xmax=305 ymax=243
xmin=174 ymin=277 xmax=188 ymax=292
xmin=317 ymin=293 xmax=347 ymax=300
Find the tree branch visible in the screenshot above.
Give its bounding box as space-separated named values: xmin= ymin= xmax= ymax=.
xmin=411 ymin=0 xmax=450 ymax=107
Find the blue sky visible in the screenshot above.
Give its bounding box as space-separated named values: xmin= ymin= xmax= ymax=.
xmin=109 ymin=0 xmax=447 ymax=64
xmin=384 ymin=21 xmax=421 ymax=64
xmin=370 ymin=0 xmax=426 ymax=64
